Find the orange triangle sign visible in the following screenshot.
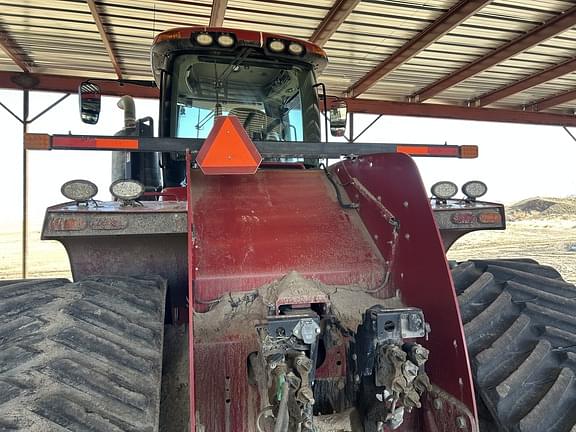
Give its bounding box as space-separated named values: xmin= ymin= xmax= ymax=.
xmin=196 ymin=115 xmax=263 ymax=175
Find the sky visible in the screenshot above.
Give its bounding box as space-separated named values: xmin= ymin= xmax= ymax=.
xmin=0 ymin=88 xmax=575 ymax=231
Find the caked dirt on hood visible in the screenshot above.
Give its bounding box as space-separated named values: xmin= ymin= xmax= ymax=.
xmin=194 ymin=271 xmax=402 ymax=341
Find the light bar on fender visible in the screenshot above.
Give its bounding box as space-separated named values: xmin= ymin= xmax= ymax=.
xmin=24 ymin=133 xmax=478 ymax=159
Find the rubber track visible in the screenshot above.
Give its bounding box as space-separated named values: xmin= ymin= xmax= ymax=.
xmin=0 ymin=276 xmax=166 ymax=431
xmin=452 ymin=260 xmax=576 ymax=432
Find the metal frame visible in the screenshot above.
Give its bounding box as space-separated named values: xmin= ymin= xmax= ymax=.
xmin=0 ymin=27 xmax=30 ymax=72
xmin=86 ymin=0 xmax=123 ymax=80
xmin=525 ymin=88 xmax=576 ymax=112
xmin=209 ymin=0 xmax=228 ymax=27
xmin=346 ymin=0 xmax=491 ymax=98
xmin=412 ymin=4 xmax=576 ymax=102
xmin=0 ymin=92 xmax=70 ymax=277
xmin=0 ymin=2 xmax=575 ymax=124
xmin=0 ymin=71 xmax=159 ymax=97
xmin=40 ymin=133 xmax=474 ymax=159
xmin=309 ymin=0 xmax=361 ymax=47
xmin=331 ymin=97 xmax=576 ymax=127
xmin=473 ymin=57 xmax=576 ymax=107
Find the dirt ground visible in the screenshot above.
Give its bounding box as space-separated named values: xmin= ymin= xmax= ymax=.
xmin=0 ymin=230 xmax=71 ymax=280
xmin=448 ymin=197 xmax=576 ymax=284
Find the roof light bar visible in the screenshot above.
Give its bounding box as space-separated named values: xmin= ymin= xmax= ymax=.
xmin=268 ymin=40 xmax=286 ymax=52
xmin=217 ymin=34 xmax=235 ymax=47
xmin=195 ymin=33 xmax=214 ymax=46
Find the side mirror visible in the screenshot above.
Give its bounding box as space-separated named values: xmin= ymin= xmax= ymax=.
xmin=329 ymin=100 xmax=347 ymax=137
xmin=79 ymin=81 xmax=101 ymax=124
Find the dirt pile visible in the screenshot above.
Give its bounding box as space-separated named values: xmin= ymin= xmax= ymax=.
xmin=507 ymin=196 xmax=576 ymax=220
xmin=194 ymin=271 xmax=401 ymax=340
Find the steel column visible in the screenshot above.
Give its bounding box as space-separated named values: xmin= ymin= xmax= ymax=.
xmin=0 ymin=91 xmax=71 ymax=277
xmin=22 ymin=90 xmax=29 ymax=277
xmin=413 ymin=4 xmax=576 ymax=102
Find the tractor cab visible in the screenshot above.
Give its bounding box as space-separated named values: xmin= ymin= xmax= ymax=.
xmin=151 ymin=27 xmax=330 ymax=185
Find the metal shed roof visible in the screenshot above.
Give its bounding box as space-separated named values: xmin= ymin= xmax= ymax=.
xmin=2 ymin=0 xmax=576 ymax=125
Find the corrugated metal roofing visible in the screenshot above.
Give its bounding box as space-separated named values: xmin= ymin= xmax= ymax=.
xmin=1 ymin=0 xmax=576 ymax=117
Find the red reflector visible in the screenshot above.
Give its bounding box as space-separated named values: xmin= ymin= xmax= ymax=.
xmin=95 ymin=138 xmax=139 ymax=149
xmin=451 ymin=213 xmax=477 ymax=224
xmin=478 ymin=212 xmax=501 ymax=224
xmin=52 ymin=136 xmax=139 ymax=150
xmin=196 ymin=115 xmax=262 ymax=175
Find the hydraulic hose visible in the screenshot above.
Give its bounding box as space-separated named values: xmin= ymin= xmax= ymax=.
xmin=273 ymin=378 xmax=290 ymax=432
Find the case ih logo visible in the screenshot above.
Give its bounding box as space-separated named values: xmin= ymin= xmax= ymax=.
xmin=451 ymin=212 xmax=477 ymax=224
xmin=49 ymin=217 xmax=87 ymax=231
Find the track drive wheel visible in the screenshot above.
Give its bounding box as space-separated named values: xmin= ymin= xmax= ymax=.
xmin=0 ymin=276 xmax=166 ymax=431
xmin=452 ymin=259 xmax=576 ymax=432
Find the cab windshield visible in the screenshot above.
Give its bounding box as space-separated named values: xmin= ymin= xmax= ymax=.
xmin=171 ymin=52 xmax=320 ymax=142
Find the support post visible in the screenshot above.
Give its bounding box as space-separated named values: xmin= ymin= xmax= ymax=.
xmin=0 ymin=91 xmax=71 ymax=278
xmin=22 ymin=89 xmax=29 ymax=278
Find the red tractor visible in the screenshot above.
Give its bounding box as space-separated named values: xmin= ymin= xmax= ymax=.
xmin=3 ymin=26 xmax=574 ymax=432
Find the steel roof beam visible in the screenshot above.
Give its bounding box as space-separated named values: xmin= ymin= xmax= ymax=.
xmin=310 ymin=0 xmax=361 ymax=47
xmin=413 ymin=4 xmax=576 ymax=102
xmin=87 ymin=0 xmax=123 ymax=80
xmin=524 ymin=88 xmax=576 ymax=112
xmin=474 ymin=57 xmax=576 ymax=107
xmin=324 ymin=97 xmax=576 ymax=127
xmin=210 ymin=0 xmax=228 ymax=27
xmin=0 ymin=71 xmax=159 ymax=98
xmin=0 ymin=28 xmax=30 ymax=72
xmin=346 ymin=0 xmax=491 ymax=98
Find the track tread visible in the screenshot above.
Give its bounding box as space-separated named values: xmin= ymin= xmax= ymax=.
xmin=0 ymin=276 xmax=166 ymax=431
xmin=453 ymin=260 xmax=576 ymax=432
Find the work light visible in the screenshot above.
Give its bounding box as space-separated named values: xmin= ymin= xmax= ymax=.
xmin=430 ymin=181 xmax=458 ymax=200
xmin=61 ymin=180 xmax=98 ymax=203
xmin=462 ymin=181 xmax=487 ymax=200
xmin=110 ymin=179 xmax=145 ymax=202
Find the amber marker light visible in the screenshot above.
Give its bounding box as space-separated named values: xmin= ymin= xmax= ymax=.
xmin=24 ymin=133 xmax=51 ymax=150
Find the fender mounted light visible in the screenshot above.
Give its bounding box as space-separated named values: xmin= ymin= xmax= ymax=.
xmin=196 ymin=115 xmax=262 ymax=175
xmin=61 ymin=179 xmax=98 ymax=203
xmin=431 ymin=181 xmax=458 ymax=200
xmin=462 ymin=180 xmax=487 ymax=200
xmin=110 ymin=179 xmax=145 ymax=202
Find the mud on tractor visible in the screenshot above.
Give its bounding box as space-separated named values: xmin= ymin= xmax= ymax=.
xmin=4 ymin=26 xmax=575 ymax=432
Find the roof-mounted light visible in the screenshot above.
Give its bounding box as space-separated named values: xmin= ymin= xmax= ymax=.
xmin=462 ymin=181 xmax=487 ymax=200
xmin=268 ymin=40 xmax=285 ymax=52
xmin=217 ymin=33 xmax=235 ymax=47
xmin=61 ymin=179 xmax=98 ymax=203
xmin=110 ymin=179 xmax=145 ymax=203
xmin=195 ymin=32 xmax=214 ymax=46
xmin=431 ymin=181 xmax=458 ymax=200
xmin=288 ymin=42 xmax=304 ymax=55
